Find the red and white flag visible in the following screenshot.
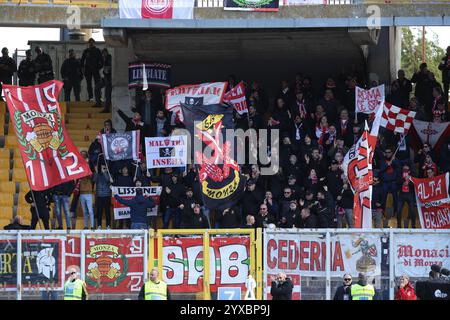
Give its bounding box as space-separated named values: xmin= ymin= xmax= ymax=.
xmin=343 ymin=106 xmax=383 ymax=228
xmin=411 ymin=173 xmax=450 ymax=229
xmin=223 ymin=81 xmax=248 ymax=115
xmin=165 ymin=82 xmax=228 ymax=122
xmin=411 ymin=119 xmax=450 ymax=149
xmin=380 ymin=102 xmax=416 ymax=134
xmin=3 ymin=81 xmax=92 ymax=191
xmin=355 ymin=85 xmax=385 ymax=114
xmin=119 ymin=0 xmax=195 ymax=19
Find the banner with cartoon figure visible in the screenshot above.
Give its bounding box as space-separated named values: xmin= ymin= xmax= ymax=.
xmin=84 ymin=236 xmax=146 ymax=293
xmin=394 ymin=234 xmax=450 ymax=278
xmin=0 ymin=237 xmax=65 ymax=291
xmin=264 ymin=232 xmax=383 ymax=277
xmin=3 ymin=81 xmax=91 ymax=191
xmin=161 ymin=236 xmax=251 ymax=293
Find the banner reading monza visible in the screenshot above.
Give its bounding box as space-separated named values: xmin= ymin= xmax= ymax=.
xmin=394 ymin=234 xmax=450 ymax=278
xmin=145 ymin=135 xmax=187 ymax=169
xmin=128 ymin=62 xmax=171 ymax=89
xmin=161 ymin=236 xmax=250 ymax=293
xmin=264 ymin=232 xmax=382 ymax=277
xmin=411 ymin=173 xmax=450 ymax=229
xmin=3 ymin=81 xmax=91 ymax=191
xmin=83 ymin=235 xmax=146 ymax=293
xmin=0 ymin=237 xmax=65 ymax=291
xmin=111 ymin=186 xmax=162 ymax=220
xmin=181 ymin=103 xmax=247 ymax=210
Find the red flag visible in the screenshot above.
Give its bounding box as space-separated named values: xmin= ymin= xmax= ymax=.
xmin=3 ymin=81 xmax=92 ymax=191
xmin=224 ymin=81 xmax=248 ymax=115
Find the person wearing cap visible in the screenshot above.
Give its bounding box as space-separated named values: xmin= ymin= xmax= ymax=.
xmin=61 ymin=49 xmax=83 ymax=101
xmin=81 ymin=38 xmax=103 ymax=106
xmin=0 ymin=47 xmax=17 ymax=100
xmin=64 ymin=266 xmax=88 ymax=300
xmin=351 ymin=273 xmax=375 ymax=300
xmin=33 ymin=46 xmax=54 ymax=84
xmin=17 ymin=49 xmax=36 ymax=86
xmin=334 ymin=274 xmax=353 ymax=300
xmin=190 ymin=203 xmax=210 ymax=229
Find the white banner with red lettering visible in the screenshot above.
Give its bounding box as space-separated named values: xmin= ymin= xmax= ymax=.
xmin=119 ymin=0 xmax=195 ymax=19
xmin=3 ymin=81 xmax=91 ymax=191
xmin=165 ymin=82 xmax=228 ymax=122
xmin=412 ymin=173 xmax=450 ymax=229
xmin=112 ymin=186 xmax=162 ymax=220
xmin=145 ymin=135 xmax=187 ymax=169
xmin=224 ymin=81 xmax=248 ymax=115
xmin=355 ymin=85 xmax=385 ymax=114
xmin=394 ymin=234 xmax=450 ymax=277
xmin=264 ymin=232 xmax=382 ymax=278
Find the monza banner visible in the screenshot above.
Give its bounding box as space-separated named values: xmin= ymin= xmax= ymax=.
xmin=3 ymin=81 xmax=92 ymax=191
xmin=128 ymin=62 xmax=171 ymax=89
xmin=161 ymin=236 xmax=250 ymax=293
xmin=224 ymin=0 xmax=279 ymax=11
xmin=412 ymin=172 xmax=450 ymax=229
xmin=145 ymin=135 xmax=187 ymax=169
xmin=264 ymin=232 xmax=382 ymax=277
xmin=355 ymin=85 xmax=385 ymax=114
xmin=0 ymin=237 xmax=65 ymax=291
xmin=83 ymin=236 xmax=146 ymax=293
xmin=394 ymin=234 xmax=450 ymax=278
xmin=111 ymin=186 xmax=162 ymax=220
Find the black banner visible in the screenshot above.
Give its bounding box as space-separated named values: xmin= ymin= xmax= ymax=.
xmin=128 ymin=62 xmax=171 ymax=89
xmin=101 ymin=130 xmax=139 ymax=161
xmin=0 ymin=238 xmax=64 ymax=290
xmin=224 ymin=0 xmax=279 ymax=11
xmin=181 ymin=103 xmax=247 ymax=210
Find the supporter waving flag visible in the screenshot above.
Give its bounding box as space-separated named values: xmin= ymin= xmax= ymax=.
xmin=343 ymin=106 xmax=383 ymax=228
xmin=3 ymin=80 xmax=91 ymax=191
xmin=381 ymin=102 xmax=416 ymax=134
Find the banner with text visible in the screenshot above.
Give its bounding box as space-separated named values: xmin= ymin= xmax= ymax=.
xmin=161 ymin=235 xmax=250 ymax=293
xmin=128 ymin=62 xmax=171 ymax=89
xmin=412 ymin=173 xmax=450 ymax=229
xmin=394 ymin=234 xmax=450 ymax=278
xmin=224 ymin=0 xmax=279 ymax=11
xmin=145 ymin=135 xmax=187 ymax=169
xmin=224 ymin=81 xmax=248 ymax=115
xmin=355 ymin=85 xmax=385 ymax=114
xmin=0 ymin=237 xmax=65 ymax=291
xmin=264 ymin=232 xmax=382 ymax=277
xmin=84 ymin=235 xmax=146 ymax=293
xmin=112 ymin=186 xmax=162 ymax=220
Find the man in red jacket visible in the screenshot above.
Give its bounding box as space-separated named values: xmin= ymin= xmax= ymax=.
xmin=395 ymin=275 xmax=417 ymax=300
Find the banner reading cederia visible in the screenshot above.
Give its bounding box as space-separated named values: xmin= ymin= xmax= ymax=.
xmin=264 ymin=232 xmax=383 ymax=277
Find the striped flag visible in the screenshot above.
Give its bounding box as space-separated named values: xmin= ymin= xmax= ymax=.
xmin=381 ymin=102 xmax=416 ymax=134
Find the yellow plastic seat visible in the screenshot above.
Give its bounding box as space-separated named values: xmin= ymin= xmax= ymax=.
xmin=17 ymin=193 xmax=29 ymax=206
xmin=0 ymin=148 xmax=10 ymax=159
xmin=0 ymin=102 xmax=5 ymax=114
xmin=0 ymin=169 xmax=10 ymax=182
xmin=0 ymin=195 xmax=13 ymax=207
xmin=12 ymin=169 xmax=28 ymax=183
xmin=13 ymin=158 xmax=24 ymax=169
xmin=17 ymin=205 xmax=31 ymax=216
xmin=5 ymin=136 xmax=18 ymax=148
xmin=0 ymin=218 xmax=13 ymax=229
xmin=0 ymin=158 xmax=10 ymax=170
xmin=20 ymin=181 xmax=30 ymax=193
xmin=0 ymin=181 xmax=16 ymax=194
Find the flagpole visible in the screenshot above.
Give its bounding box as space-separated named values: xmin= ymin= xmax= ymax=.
xmin=392 ymin=134 xmax=406 ymax=159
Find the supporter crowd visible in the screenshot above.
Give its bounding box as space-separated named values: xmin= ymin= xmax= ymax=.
xmin=1 ymin=40 xmax=450 ymax=231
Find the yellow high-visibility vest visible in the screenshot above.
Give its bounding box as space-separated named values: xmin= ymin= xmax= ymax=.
xmin=351 ymin=283 xmax=375 ymax=300
xmin=144 ymin=280 xmax=167 ymax=300
xmin=64 ymin=279 xmax=85 ymax=300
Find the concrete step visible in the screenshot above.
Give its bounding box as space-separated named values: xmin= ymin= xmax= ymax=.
xmin=68 ymin=129 xmax=101 ymax=136
xmin=66 ymin=117 xmax=105 ymax=125
xmin=67 ymin=107 xmax=108 ymax=114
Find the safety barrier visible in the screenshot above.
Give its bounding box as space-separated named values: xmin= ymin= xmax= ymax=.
xmin=263 ymin=229 xmax=450 ymax=300
xmin=1 ymin=228 xmax=448 ymax=300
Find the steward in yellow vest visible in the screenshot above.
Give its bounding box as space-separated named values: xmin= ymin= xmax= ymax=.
xmin=64 ymin=267 xmax=88 ymax=300
xmin=351 ymin=273 xmax=375 ymax=300
xmin=139 ymin=268 xmax=170 ymax=300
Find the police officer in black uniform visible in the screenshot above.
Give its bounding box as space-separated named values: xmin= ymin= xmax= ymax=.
xmin=61 ymin=49 xmax=83 ymax=101
xmin=34 ymin=46 xmax=54 ymax=84
xmin=17 ymin=49 xmax=36 ymax=86
xmin=0 ymin=47 xmax=17 ymax=101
